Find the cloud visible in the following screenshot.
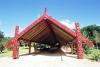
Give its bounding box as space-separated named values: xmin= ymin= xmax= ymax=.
xmin=5 ymin=34 xmax=9 ymax=37
xmin=36 ymin=14 xmax=41 ymax=18
xmin=4 ymin=25 xmax=17 ymax=37
xmin=60 ymin=19 xmax=75 ymax=29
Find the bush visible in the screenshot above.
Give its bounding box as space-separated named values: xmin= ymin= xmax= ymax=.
xmin=83 ymin=44 xmax=92 ymax=54
xmin=73 ymin=43 xmax=93 ymax=55
xmin=87 ymin=49 xmax=100 ymax=61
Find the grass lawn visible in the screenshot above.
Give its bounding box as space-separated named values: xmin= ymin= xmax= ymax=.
xmin=0 ymin=47 xmax=34 ymax=58
xmin=0 ymin=50 xmax=12 ymax=57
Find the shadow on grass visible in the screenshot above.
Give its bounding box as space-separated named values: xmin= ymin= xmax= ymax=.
xmin=0 ymin=51 xmax=7 ymax=54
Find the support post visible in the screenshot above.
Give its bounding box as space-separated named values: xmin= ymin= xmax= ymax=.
xmin=28 ymin=41 xmax=31 ymax=54
xmin=75 ymin=23 xmax=83 ymax=59
xmin=59 ymin=41 xmax=67 ymax=53
xmin=33 ymin=43 xmax=37 ymax=52
xmin=12 ymin=26 xmax=19 ymax=59
xmin=61 ymin=45 xmax=66 ymax=53
xmin=70 ymin=42 xmax=73 ymax=54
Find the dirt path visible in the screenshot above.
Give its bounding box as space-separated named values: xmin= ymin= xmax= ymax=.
xmin=0 ymin=54 xmax=99 ymax=67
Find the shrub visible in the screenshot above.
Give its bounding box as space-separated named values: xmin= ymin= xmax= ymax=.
xmin=87 ymin=49 xmax=100 ymax=61
xmin=73 ymin=43 xmax=93 ymax=55
xmin=83 ymin=44 xmax=92 ymax=54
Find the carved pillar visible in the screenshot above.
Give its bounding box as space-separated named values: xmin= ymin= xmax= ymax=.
xmin=75 ymin=23 xmax=83 ymax=59
xmin=12 ymin=26 xmax=19 ymax=59
xmin=70 ymin=42 xmax=73 ymax=54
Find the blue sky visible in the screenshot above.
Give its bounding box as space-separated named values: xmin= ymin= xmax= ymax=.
xmin=0 ymin=0 xmax=100 ymax=37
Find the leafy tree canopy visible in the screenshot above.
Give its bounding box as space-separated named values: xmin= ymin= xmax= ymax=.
xmin=0 ymin=31 xmax=4 ymax=38
xmin=81 ymin=25 xmax=100 ymax=43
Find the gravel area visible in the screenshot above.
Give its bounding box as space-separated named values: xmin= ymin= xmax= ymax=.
xmin=0 ymin=53 xmax=100 ymax=67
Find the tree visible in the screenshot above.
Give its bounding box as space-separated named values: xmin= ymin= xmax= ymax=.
xmin=0 ymin=30 xmax=4 ymax=53
xmin=80 ymin=24 xmax=100 ymax=57
xmin=81 ymin=25 xmax=100 ymax=49
xmin=0 ymin=31 xmax=4 ymax=42
xmin=0 ymin=43 xmax=4 ymax=53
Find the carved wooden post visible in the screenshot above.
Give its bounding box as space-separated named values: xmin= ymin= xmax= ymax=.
xmin=70 ymin=42 xmax=73 ymax=54
xmin=12 ymin=26 xmax=19 ymax=59
xmin=75 ymin=23 xmax=83 ymax=59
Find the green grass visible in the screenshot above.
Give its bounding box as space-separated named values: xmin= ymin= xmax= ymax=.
xmin=0 ymin=50 xmax=12 ymax=57
xmin=19 ymin=47 xmax=29 ymax=55
xmin=0 ymin=47 xmax=34 ymax=58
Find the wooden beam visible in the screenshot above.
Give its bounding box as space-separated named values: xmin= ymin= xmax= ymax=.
xmin=45 ymin=20 xmax=59 ymax=43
